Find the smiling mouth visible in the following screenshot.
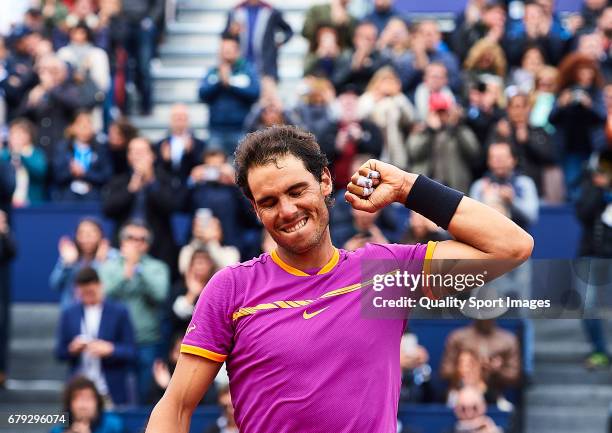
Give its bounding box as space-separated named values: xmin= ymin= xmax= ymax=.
xmin=281 ymin=217 xmax=308 ymax=233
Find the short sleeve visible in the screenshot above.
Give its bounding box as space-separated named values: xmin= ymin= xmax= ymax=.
xmin=180 ymin=267 xmax=235 ymax=363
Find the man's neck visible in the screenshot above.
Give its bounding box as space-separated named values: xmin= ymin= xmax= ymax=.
xmin=275 ymin=230 xmax=336 ymax=272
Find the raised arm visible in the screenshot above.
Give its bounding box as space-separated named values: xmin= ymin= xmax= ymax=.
xmin=145 ymin=353 xmax=221 ymax=433
xmin=345 ymin=160 xmax=533 ymax=282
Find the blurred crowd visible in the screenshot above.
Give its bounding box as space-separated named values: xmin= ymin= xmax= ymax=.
xmin=0 ymin=0 xmax=611 ymax=432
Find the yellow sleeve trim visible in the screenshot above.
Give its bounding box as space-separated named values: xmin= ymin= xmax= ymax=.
xmin=422 ymin=241 xmax=439 ymax=300
xmin=180 ymin=344 xmax=227 ymax=362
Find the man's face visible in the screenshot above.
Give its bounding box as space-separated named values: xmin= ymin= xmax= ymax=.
xmin=353 ymin=24 xmax=377 ymax=53
xmin=374 ymin=0 xmax=392 ymax=10
xmin=338 ymin=92 xmax=359 ymax=122
xmin=120 ymin=225 xmax=150 ymax=255
xmin=488 ymin=144 xmax=516 ymax=179
xmin=170 ymin=105 xmax=190 ymax=134
xmin=220 ymin=39 xmax=240 ymax=64
xmin=248 ymin=154 xmax=332 ymax=255
xmin=419 ymin=21 xmax=440 ymax=51
xmin=77 ymin=282 xmax=103 ymax=306
xmin=424 ymin=65 xmax=447 ymax=92
xmin=127 ymin=138 xmax=155 ymax=170
xmin=507 ymin=95 xmax=529 ymax=125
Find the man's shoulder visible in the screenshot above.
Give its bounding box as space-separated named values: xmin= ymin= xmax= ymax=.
xmin=226 ymin=252 xmax=271 ymax=273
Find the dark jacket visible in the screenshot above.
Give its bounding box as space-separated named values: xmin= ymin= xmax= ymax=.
xmin=121 ymin=0 xmax=164 ymax=24
xmin=332 ymin=49 xmax=390 ymax=94
xmin=576 ymin=177 xmax=612 ymax=258
xmin=0 ymin=160 xmax=16 ymax=216
xmin=187 ymin=180 xmax=258 ymax=251
xmin=18 ymin=80 xmax=81 ymax=157
xmin=55 ymin=300 xmax=137 ymax=406
xmin=102 ymin=168 xmax=182 ymax=270
xmin=198 ymin=59 xmax=260 ymax=132
xmin=154 ymin=133 xmax=206 ymax=185
xmin=225 ymin=1 xmax=293 ymax=80
xmin=51 ymin=137 xmax=112 ymax=202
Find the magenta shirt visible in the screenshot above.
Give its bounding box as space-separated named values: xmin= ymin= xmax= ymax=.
xmin=182 ymin=242 xmax=431 ymax=433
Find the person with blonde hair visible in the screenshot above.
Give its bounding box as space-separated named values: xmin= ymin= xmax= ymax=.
xmin=358 ymin=66 xmax=415 ymax=169
xmin=463 ymin=38 xmax=507 ymax=84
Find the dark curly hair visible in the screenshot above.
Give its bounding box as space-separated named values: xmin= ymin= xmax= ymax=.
xmin=234 ymin=125 xmax=332 ymax=206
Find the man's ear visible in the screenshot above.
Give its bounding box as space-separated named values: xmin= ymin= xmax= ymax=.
xmin=321 ymin=167 xmax=333 ymax=198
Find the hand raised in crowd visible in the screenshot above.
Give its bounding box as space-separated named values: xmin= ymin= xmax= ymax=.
xmin=95 ymin=238 xmax=111 ymax=263
xmin=27 ymin=85 xmax=46 ymax=106
xmin=58 ymin=236 xmax=79 ymax=265
xmin=219 ymin=63 xmax=232 ymax=86
xmin=152 ymin=359 xmax=172 ymax=390
xmin=184 ymin=269 xmax=205 ymax=304
xmin=70 ymin=160 xmax=85 ymax=178
xmin=0 ymin=211 xmax=9 ymax=235
xmin=330 ymin=0 xmax=349 ymax=25
xmin=121 ymin=242 xmax=142 ymax=279
xmin=194 ymin=216 xmax=223 ymax=244
xmin=498 ymin=184 xmax=515 ymax=203
xmin=85 ymin=339 xmax=114 ymax=358
xmin=317 ymin=32 xmax=340 ymax=58
xmin=68 ymin=335 xmax=88 ymax=355
xmin=160 ymin=140 xmax=171 ymax=162
xmin=515 ymin=123 xmax=529 ymax=143
xmin=495 ymin=119 xmax=511 ymax=137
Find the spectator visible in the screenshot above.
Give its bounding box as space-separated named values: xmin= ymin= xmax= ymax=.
xmin=178 ymin=216 xmax=240 ymax=275
xmin=452 ymin=0 xmax=507 ymax=61
xmin=505 ymin=1 xmax=567 ymax=67
xmin=319 ymin=89 xmax=384 ymax=190
xmin=575 ymin=149 xmax=612 ymax=369
xmin=576 ymin=30 xmax=612 ymax=82
xmin=449 ymin=386 xmax=503 ymax=433
xmin=154 ymin=103 xmax=206 ymax=185
xmin=463 ymin=38 xmax=507 ymax=89
xmin=579 ymin=0 xmax=608 ymax=32
xmin=170 ymin=247 xmax=218 ymax=336
xmin=244 ymin=92 xmax=299 ymax=133
xmin=302 ymin=0 xmax=357 ymax=52
xmin=0 ymin=210 xmax=16 ymax=389
xmin=377 ymin=17 xmax=410 ymax=74
xmin=55 ymin=267 xmax=137 ymax=406
xmin=464 ymin=77 xmax=506 ymax=149
xmin=225 ymin=0 xmax=293 ymax=81
xmin=49 ymin=217 xmax=111 ymax=307
xmin=332 ymin=21 xmax=390 ymax=94
xmin=18 ymin=54 xmax=80 ymax=157
xmin=107 ymin=117 xmax=138 ymax=176
xmin=549 ymin=53 xmax=607 ymax=200
xmin=408 ymin=93 xmax=481 ymax=193
xmin=187 ymin=149 xmax=257 ymax=254
xmin=120 ymin=0 xmax=164 ymax=115
xmin=489 ymin=92 xmax=557 ymax=197
xmin=470 ymin=141 xmax=539 ymax=229
xmin=99 ymin=219 xmax=170 ymax=402
xmin=441 ymin=320 xmax=521 ymax=400
xmin=303 ymin=25 xmax=341 ymax=78
xmin=1 ymin=118 xmax=47 ymax=206
xmin=199 ymin=32 xmax=260 ymax=156
xmin=413 ymin=62 xmax=456 ymax=123
xmin=447 ymin=349 xmax=496 ymax=406
xmin=509 ymin=45 xmax=546 ymax=94
xmin=3 ymin=25 xmax=38 ymax=122
xmin=57 ymin=21 xmax=110 ymax=129
xmin=401 ymin=211 xmax=450 ymax=244
xmin=50 ymin=375 xmax=124 ymax=433
xmin=293 ymin=76 xmax=337 ymax=142
xmin=358 ymin=66 xmax=415 ymax=169
xmin=363 ymin=0 xmax=406 ymax=35
xmin=529 ymin=65 xmax=558 ymax=134
xmin=52 ymin=111 xmax=112 ymax=202
xmin=399 ymin=333 xmax=432 ymax=403
xmin=102 ymin=137 xmax=181 ymax=271
xmin=396 ymin=20 xmax=462 ymax=95
xmin=204 ymin=384 xmax=238 ymax=433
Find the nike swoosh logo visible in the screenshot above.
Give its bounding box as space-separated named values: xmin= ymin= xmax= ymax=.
xmin=303 ymin=307 xmax=329 ymax=320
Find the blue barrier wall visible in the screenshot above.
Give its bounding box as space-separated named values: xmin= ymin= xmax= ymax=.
xmin=10 ymin=204 xmax=581 ymax=302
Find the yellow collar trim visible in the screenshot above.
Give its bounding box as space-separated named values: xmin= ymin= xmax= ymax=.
xmin=271 ymin=248 xmax=340 ymax=277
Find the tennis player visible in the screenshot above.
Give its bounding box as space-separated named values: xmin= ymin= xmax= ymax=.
xmin=145 ymin=126 xmax=533 ymax=433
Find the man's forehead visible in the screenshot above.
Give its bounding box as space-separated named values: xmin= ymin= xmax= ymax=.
xmin=248 ymin=155 xmax=314 ymax=197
